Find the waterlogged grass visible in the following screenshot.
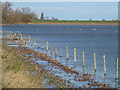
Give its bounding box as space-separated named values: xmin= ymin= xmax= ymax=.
xmin=32 ymin=20 xmax=118 ymax=23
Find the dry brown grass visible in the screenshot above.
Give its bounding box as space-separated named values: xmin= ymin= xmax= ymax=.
xmin=2 ymin=44 xmax=43 ymax=88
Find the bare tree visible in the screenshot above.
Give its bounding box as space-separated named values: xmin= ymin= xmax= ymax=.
xmin=2 ymin=2 xmax=37 ymax=24
xmin=2 ymin=2 xmax=13 ymax=24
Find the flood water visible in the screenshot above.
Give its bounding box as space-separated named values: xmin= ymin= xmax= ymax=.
xmin=2 ymin=24 xmax=119 ymax=88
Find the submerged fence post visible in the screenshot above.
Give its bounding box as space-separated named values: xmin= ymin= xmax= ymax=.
xmin=103 ymin=55 xmax=106 ymax=76
xmin=60 ymin=48 xmax=62 ymax=57
xmin=46 ymin=41 xmax=48 ymax=55
xmin=42 ymin=40 xmax=44 ymax=53
xmin=115 ymin=58 xmax=118 ymax=80
xmin=82 ymin=51 xmax=85 ymax=67
xmin=94 ymin=53 xmax=97 ymax=75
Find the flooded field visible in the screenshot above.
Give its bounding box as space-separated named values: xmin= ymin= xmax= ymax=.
xmin=2 ymin=24 xmax=119 ymax=88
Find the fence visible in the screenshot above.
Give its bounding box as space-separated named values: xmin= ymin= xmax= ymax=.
xmin=3 ymin=31 xmax=119 ymax=82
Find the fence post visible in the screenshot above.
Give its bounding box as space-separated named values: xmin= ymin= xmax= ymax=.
xmin=50 ymin=44 xmax=52 ymax=57
xmin=20 ymin=33 xmax=22 ymax=40
xmin=54 ymin=46 xmax=57 ymax=59
xmin=60 ymin=48 xmax=62 ymax=57
xmin=74 ymin=48 xmax=76 ymax=63
xmin=34 ymin=39 xmax=36 ymax=48
xmin=103 ymin=55 xmax=106 ymax=76
xmin=46 ymin=41 xmax=48 ymax=55
xmin=82 ymin=51 xmax=85 ymax=67
xmin=115 ymin=58 xmax=118 ymax=80
xmin=42 ymin=40 xmax=44 ymax=53
xmin=13 ymin=33 xmax=17 ymax=40
xmin=74 ymin=48 xmax=77 ymax=68
xmin=66 ymin=46 xmax=69 ymax=66
xmin=28 ymin=34 xmax=30 ymax=43
xmin=37 ymin=41 xmax=40 ymax=48
xmin=66 ymin=46 xmax=69 ymax=61
xmin=94 ymin=53 xmax=97 ymax=75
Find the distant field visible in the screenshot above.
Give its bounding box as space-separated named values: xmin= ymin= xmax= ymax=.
xmin=32 ymin=20 xmax=118 ymax=23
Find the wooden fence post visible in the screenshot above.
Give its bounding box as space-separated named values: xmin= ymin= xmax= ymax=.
xmin=103 ymin=55 xmax=106 ymax=76
xmin=28 ymin=34 xmax=30 ymax=43
xmin=50 ymin=44 xmax=52 ymax=57
xmin=13 ymin=33 xmax=17 ymax=40
xmin=38 ymin=41 xmax=40 ymax=48
xmin=20 ymin=33 xmax=22 ymax=40
xmin=34 ymin=39 xmax=36 ymax=48
xmin=115 ymin=58 xmax=118 ymax=80
xmin=66 ymin=46 xmax=69 ymax=61
xmin=74 ymin=48 xmax=77 ymax=67
xmin=82 ymin=51 xmax=85 ymax=67
xmin=54 ymin=46 xmax=57 ymax=59
xmin=42 ymin=40 xmax=44 ymax=53
xmin=46 ymin=41 xmax=48 ymax=55
xmin=94 ymin=53 xmax=97 ymax=75
xmin=60 ymin=48 xmax=62 ymax=57
xmin=74 ymin=48 xmax=76 ymax=63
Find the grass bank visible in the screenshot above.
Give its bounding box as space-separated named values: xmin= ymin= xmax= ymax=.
xmin=1 ymin=20 xmax=118 ymax=25
xmin=2 ymin=44 xmax=44 ymax=88
xmin=2 ymin=42 xmax=68 ymax=88
xmin=30 ymin=20 xmax=118 ymax=25
xmin=33 ymin=20 xmax=118 ymax=23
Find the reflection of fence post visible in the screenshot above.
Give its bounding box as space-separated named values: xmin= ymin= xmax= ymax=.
xmin=115 ymin=58 xmax=118 ymax=80
xmin=103 ymin=55 xmax=106 ymax=76
xmin=94 ymin=53 xmax=97 ymax=75
xmin=60 ymin=48 xmax=62 ymax=57
xmin=42 ymin=40 xmax=44 ymax=53
xmin=46 ymin=41 xmax=48 ymax=55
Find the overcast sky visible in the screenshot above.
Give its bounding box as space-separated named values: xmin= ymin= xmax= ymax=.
xmin=4 ymin=1 xmax=118 ymax=20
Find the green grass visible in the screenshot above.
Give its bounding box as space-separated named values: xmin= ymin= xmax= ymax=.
xmin=32 ymin=20 xmax=118 ymax=23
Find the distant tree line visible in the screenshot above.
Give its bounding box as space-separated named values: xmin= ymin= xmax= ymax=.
xmin=1 ymin=2 xmax=37 ymax=24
